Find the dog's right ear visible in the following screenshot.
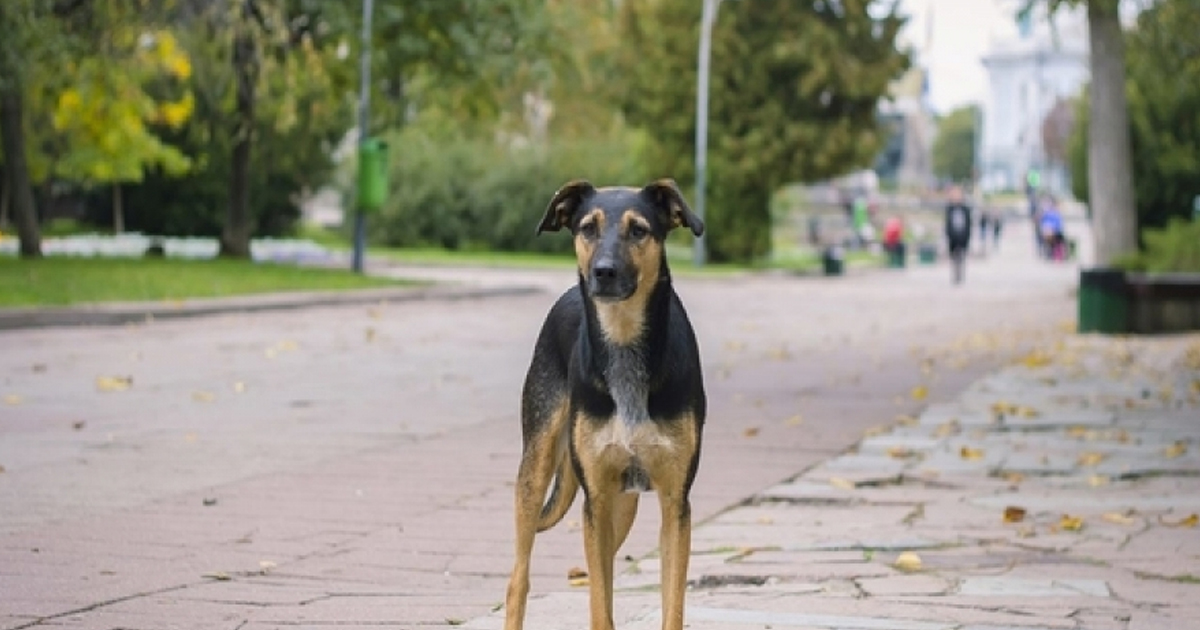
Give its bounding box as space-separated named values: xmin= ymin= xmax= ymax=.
xmin=537 ymin=180 xmax=595 ymax=235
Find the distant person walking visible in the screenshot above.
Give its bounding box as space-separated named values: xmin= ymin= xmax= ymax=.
xmin=1039 ymin=195 xmax=1066 ymax=261
xmin=944 ymin=186 xmax=973 ymax=284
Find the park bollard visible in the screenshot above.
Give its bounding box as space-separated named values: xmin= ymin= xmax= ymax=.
xmin=357 ymin=138 xmax=389 ymax=213
xmin=822 ymin=245 xmax=844 ymax=277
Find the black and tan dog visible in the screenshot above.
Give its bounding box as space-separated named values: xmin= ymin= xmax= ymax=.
xmin=504 ymin=180 xmax=706 ymax=630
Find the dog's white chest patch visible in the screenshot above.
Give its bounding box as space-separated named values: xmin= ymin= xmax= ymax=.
xmin=605 ymin=347 xmax=649 ymax=428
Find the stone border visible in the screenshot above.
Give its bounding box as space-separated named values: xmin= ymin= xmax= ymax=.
xmin=0 ymin=284 xmax=542 ymax=331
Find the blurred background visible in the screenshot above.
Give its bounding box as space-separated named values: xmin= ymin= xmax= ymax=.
xmin=0 ymin=0 xmax=1195 ymax=274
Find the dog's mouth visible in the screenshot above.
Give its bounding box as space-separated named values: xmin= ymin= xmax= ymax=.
xmin=589 ymin=279 xmax=637 ymax=302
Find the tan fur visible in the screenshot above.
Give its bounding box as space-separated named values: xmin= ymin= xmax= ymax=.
xmin=572 ymin=412 xmax=699 ymax=630
xmin=574 ymin=208 xmax=604 ymax=277
xmin=592 ymin=210 xmax=663 ymax=346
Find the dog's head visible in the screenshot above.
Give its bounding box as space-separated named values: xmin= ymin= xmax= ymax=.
xmin=536 ymin=179 xmax=704 ymax=302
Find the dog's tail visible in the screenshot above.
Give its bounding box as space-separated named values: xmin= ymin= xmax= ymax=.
xmin=536 ymin=451 xmax=578 ymax=532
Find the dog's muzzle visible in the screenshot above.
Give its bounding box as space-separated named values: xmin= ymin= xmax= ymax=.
xmin=590 ymin=259 xmax=636 ymax=301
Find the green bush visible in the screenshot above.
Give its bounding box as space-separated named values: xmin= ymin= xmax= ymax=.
xmin=362 ymin=125 xmax=652 ymax=253
xmin=1114 ymin=218 xmax=1200 ymax=273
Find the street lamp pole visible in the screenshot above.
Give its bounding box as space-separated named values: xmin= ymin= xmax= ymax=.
xmin=693 ymin=0 xmax=720 ymax=267
xmin=351 ymin=0 xmax=373 ymax=274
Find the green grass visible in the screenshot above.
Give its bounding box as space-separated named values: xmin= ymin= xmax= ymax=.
xmin=367 ymin=246 xmax=578 ymax=269
xmin=0 ymin=257 xmax=413 ymax=308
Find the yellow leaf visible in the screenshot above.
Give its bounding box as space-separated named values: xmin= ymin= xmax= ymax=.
xmin=1160 ymin=514 xmax=1199 ymax=528
xmin=1077 ymin=452 xmax=1107 ymax=467
xmin=1102 ymin=512 xmax=1136 ymax=525
xmin=894 ymin=551 xmax=922 ymax=571
xmin=2 ymin=394 xmax=21 ymax=406
xmin=1087 ymin=474 xmax=1110 ymax=487
xmin=567 ymin=567 xmax=588 ymax=580
xmin=1020 ymin=350 xmax=1053 ymax=368
xmin=887 ymin=447 xmax=914 ymax=459
xmin=192 ymin=391 xmax=215 ymax=403
xmin=910 ymin=385 xmax=928 ymax=401
xmin=1164 ymin=442 xmax=1187 ymax=459
xmin=1002 ymin=471 xmax=1026 ymax=484
xmin=1059 ymin=515 xmax=1085 ymax=531
xmin=96 ymin=376 xmax=133 ymax=392
xmin=1003 ymin=506 xmax=1027 ymax=523
xmin=829 ymin=477 xmax=858 ymax=491
xmin=785 ymin=415 xmax=804 ymax=427
xmin=1015 ymin=406 xmax=1040 ymax=418
xmin=959 ymin=446 xmax=985 ymax=461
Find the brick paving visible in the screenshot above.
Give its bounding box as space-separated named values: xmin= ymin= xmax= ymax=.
xmin=0 ymin=223 xmax=1130 ymax=629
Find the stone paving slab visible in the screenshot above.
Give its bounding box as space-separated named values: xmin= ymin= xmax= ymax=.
xmin=486 ymin=335 xmax=1200 ymax=630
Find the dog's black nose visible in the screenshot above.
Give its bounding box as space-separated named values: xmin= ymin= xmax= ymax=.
xmin=594 ymin=260 xmax=617 ymax=280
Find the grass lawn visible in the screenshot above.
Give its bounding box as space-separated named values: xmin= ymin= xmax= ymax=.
xmin=0 ymin=257 xmax=412 ymax=308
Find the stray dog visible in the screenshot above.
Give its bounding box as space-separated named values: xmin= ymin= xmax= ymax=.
xmin=504 ymin=179 xmax=707 ymax=630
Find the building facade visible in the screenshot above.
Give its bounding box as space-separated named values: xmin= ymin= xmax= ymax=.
xmin=979 ymin=6 xmax=1089 ymax=196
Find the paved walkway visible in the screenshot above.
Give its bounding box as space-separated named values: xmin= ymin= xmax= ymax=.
xmin=6 ymin=220 xmax=1190 ymax=630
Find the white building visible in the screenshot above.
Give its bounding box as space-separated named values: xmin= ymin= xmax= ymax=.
xmin=979 ymin=6 xmax=1089 ymax=196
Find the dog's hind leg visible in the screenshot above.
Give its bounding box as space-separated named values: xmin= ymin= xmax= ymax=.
xmin=504 ymin=402 xmax=568 ymax=630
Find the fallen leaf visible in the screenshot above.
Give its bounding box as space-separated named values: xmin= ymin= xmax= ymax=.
xmin=757 ymin=516 xmax=774 ymax=524
xmin=785 ymin=415 xmax=804 ymax=427
xmin=829 ymin=477 xmax=858 ymax=491
xmin=278 ymin=340 xmax=299 ymax=352
xmin=0 ymin=465 xmax=6 ymax=474
xmin=1002 ymin=471 xmax=1026 ymax=484
xmin=1160 ymin=514 xmax=1199 ymax=528
xmin=1015 ymin=406 xmax=1040 ymax=418
xmin=2 ymin=394 xmax=21 ymax=405
xmin=1003 ymin=506 xmax=1027 ymax=523
xmin=1059 ymin=514 xmax=1085 ymax=531
xmin=1077 ymin=452 xmax=1107 ymax=467
xmin=894 ymin=551 xmax=922 ymax=571
xmin=96 ymin=376 xmax=133 ymax=392
xmin=259 ymin=560 xmax=277 ymax=574
xmin=742 ymin=427 xmax=760 ymax=438
xmin=192 ymin=391 xmax=216 ymax=403
xmin=568 ymin=577 xmax=589 ymax=587
xmin=959 ymin=446 xmax=986 ymax=461
xmin=365 ymin=327 xmax=377 ymax=342
xmin=1164 ymin=442 xmax=1188 ymax=459
xmin=567 ymin=567 xmax=588 ymax=580
xmin=202 ymin=572 xmax=231 ymax=581
xmin=202 ymin=497 xmax=217 ymax=506
xmin=1020 ymin=350 xmax=1053 ymax=368
xmin=1087 ymin=474 xmax=1110 ymax=487
xmin=232 ymin=382 xmax=246 ymax=394
xmin=910 ymin=385 xmax=928 ymax=401
xmin=1066 ymin=426 xmax=1089 ymax=438
xmin=896 ymin=414 xmax=919 ymax=426
xmin=886 ymin=447 xmax=914 ymax=459
xmin=1102 ymin=512 xmax=1136 ymax=525
xmin=446 ymin=619 xmax=465 ymax=626
xmin=72 ymin=421 xmax=86 ymax=430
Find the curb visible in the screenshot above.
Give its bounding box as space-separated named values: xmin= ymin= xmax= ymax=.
xmin=0 ymin=284 xmax=544 ymax=332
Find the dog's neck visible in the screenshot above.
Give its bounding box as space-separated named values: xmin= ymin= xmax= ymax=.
xmin=580 ymin=260 xmax=673 ymax=424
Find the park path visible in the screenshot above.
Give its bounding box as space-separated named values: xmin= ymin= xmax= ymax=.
xmin=0 ymin=221 xmax=1104 ymax=629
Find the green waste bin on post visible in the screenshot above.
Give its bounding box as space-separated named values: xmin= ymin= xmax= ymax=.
xmin=1078 ymin=268 xmax=1128 ymax=334
xmin=357 ymin=138 xmax=389 ymax=213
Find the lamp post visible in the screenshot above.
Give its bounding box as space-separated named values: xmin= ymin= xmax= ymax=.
xmin=351 ymin=0 xmax=374 ymax=274
xmin=693 ymin=0 xmax=722 ymax=267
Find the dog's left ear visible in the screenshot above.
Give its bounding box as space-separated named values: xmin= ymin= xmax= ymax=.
xmin=641 ymin=179 xmax=704 ymax=237
xmin=537 ymin=180 xmax=596 ymax=235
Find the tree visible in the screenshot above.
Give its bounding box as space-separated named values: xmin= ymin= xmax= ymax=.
xmin=0 ymin=0 xmax=57 ymax=258
xmin=1032 ymin=0 xmax=1136 ymax=265
xmin=50 ymin=29 xmax=195 ymax=233
xmin=932 ymin=105 xmax=978 ymax=183
xmin=1069 ymin=0 xmax=1200 ymax=235
xmin=617 ymin=0 xmax=909 ymax=262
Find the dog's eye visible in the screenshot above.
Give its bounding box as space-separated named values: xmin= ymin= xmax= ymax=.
xmin=628 ymin=223 xmax=650 ymax=240
xmin=579 ymin=221 xmax=598 ymax=239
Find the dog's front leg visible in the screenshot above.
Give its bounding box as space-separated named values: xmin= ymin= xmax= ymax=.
xmin=657 ymin=487 xmax=691 ymax=630
xmin=581 ymin=483 xmax=618 ymax=630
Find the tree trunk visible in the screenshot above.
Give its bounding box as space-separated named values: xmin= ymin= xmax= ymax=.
xmin=0 ymin=85 xmax=42 ymax=258
xmin=112 ymin=183 xmax=124 ymax=234
xmin=1086 ymin=0 xmax=1137 ymax=265
xmin=220 ymin=6 xmax=256 ymax=259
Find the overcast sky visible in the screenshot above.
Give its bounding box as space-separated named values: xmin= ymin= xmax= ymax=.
xmin=897 ymin=0 xmax=1017 ymax=114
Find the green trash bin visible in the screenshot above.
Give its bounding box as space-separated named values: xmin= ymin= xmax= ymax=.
xmin=357 ymin=138 xmax=389 ymax=212
xmin=917 ymin=243 xmax=937 ymax=264
xmin=1078 ymin=268 xmax=1128 ymax=334
xmin=886 ymin=243 xmax=906 ymax=268
xmin=822 ymin=246 xmax=844 ymax=276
